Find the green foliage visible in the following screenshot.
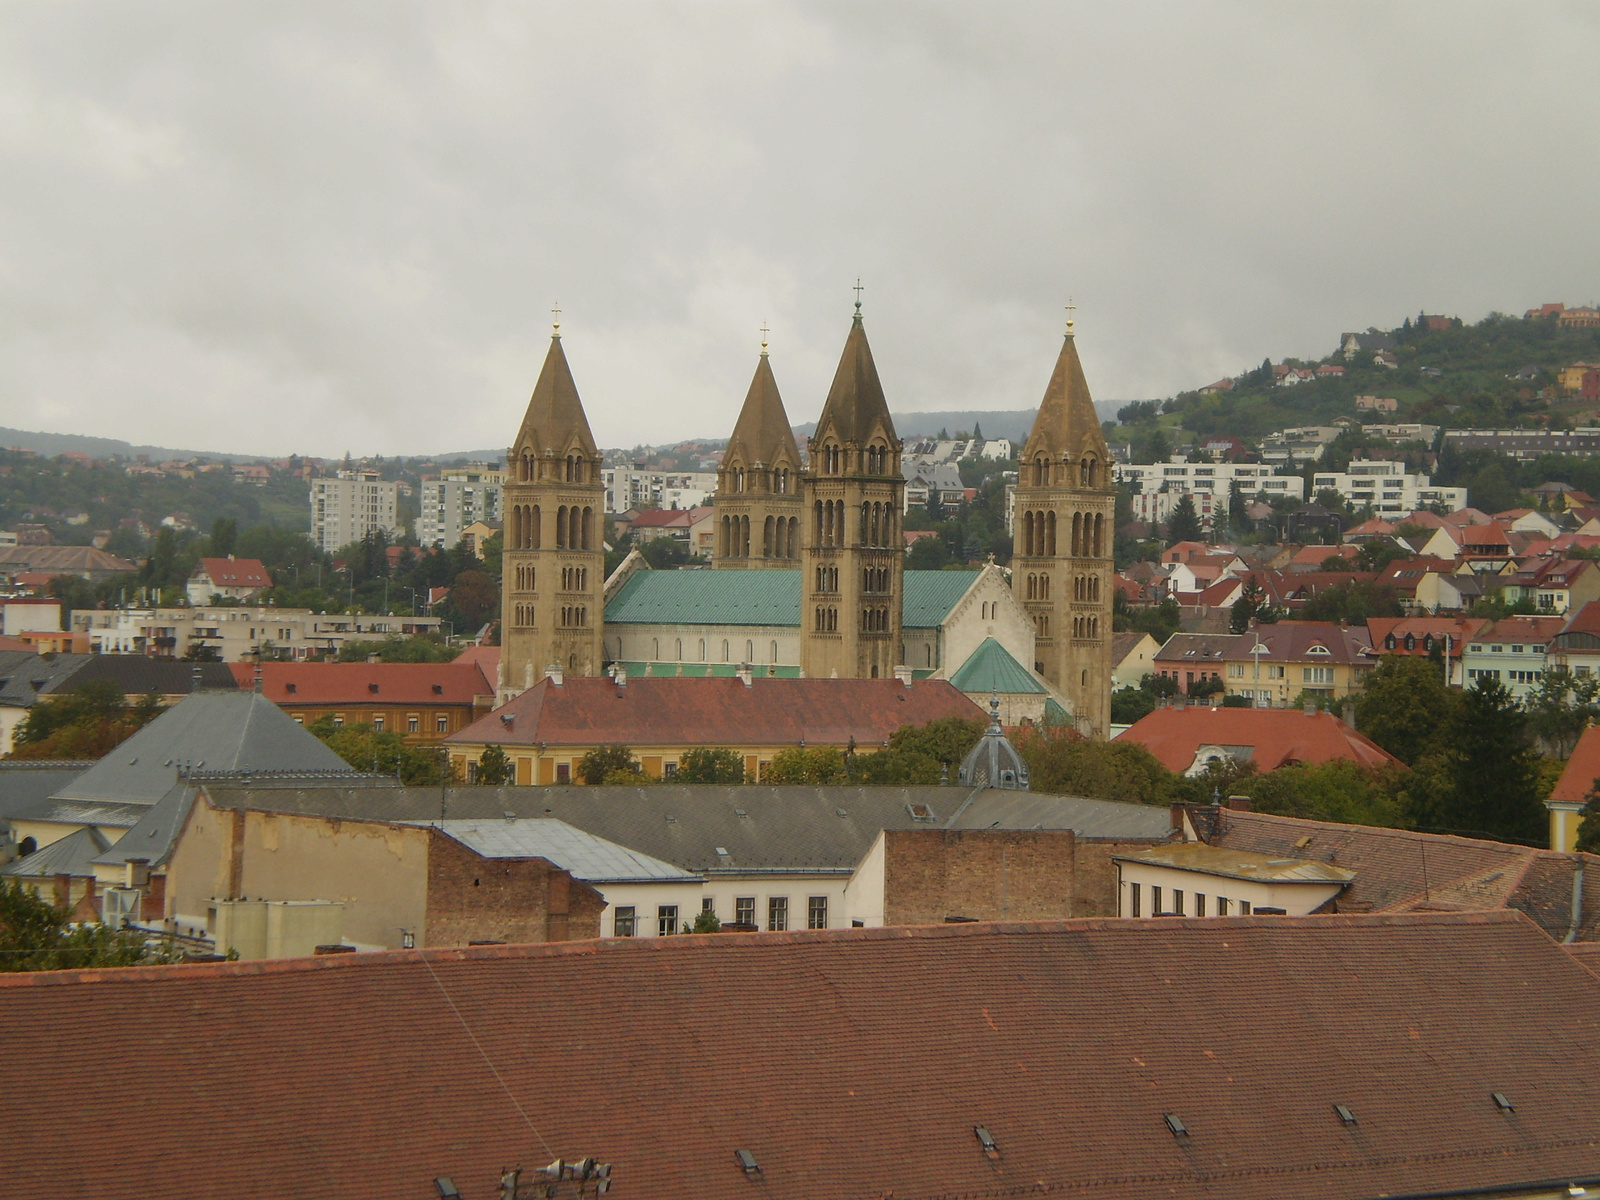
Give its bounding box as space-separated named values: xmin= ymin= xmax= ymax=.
xmin=1406 ymin=678 xmax=1546 ymax=845
xmin=9 ymin=682 xmax=162 ymax=760
xmin=887 ymin=717 xmax=985 ymax=767
xmin=1166 ymin=493 xmax=1202 ymax=545
xmin=1110 ymin=686 xmax=1155 ymax=725
xmin=763 ymin=746 xmax=850 ymax=784
xmin=759 ymin=718 xmax=984 ymax=786
xmin=305 ymin=717 xmax=448 ymax=785
xmin=578 ymin=744 xmax=642 ymax=785
xmin=1525 ymin=667 xmax=1600 ymax=758
xmin=1299 ymin=579 xmax=1402 ymax=623
xmin=690 ymin=908 xmax=722 ymax=933
xmin=906 ymin=534 xmax=952 ymax=570
xmin=1114 ymin=594 xmax=1181 ymax=644
xmin=675 ymin=747 xmax=747 ymax=784
xmin=337 ymin=634 xmax=457 ymax=663
xmin=1230 ymin=577 xmax=1265 ymax=633
xmin=1239 ymin=760 xmax=1409 ymax=827
xmin=475 ymin=744 xmax=513 ymax=786
xmin=1010 ymin=727 xmax=1177 ymax=805
xmin=0 ymin=879 xmax=169 ymax=972
xmin=1355 ymin=655 xmax=1459 ymax=766
xmin=1188 ymin=676 xmax=1225 ymax=699
xmin=638 ymin=537 xmax=700 ymax=570
xmin=1353 ymin=539 xmax=1411 ymax=573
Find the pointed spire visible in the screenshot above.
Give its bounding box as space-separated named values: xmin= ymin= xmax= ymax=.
xmin=1023 ymin=323 xmax=1106 ymax=462
xmin=727 ymin=350 xmax=800 ymax=469
xmin=517 ymin=331 xmax=597 ymax=457
xmin=815 ymin=306 xmax=896 ymax=446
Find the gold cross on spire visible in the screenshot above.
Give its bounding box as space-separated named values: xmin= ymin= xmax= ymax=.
xmin=760 ymin=321 xmax=770 ymax=356
xmin=1065 ymin=297 xmax=1076 ymax=337
xmin=853 ymin=278 xmax=864 ymax=315
xmin=551 ymin=301 xmax=562 ymax=337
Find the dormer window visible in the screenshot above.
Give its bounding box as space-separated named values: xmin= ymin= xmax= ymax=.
xmin=1306 ymin=644 xmax=1331 ymax=655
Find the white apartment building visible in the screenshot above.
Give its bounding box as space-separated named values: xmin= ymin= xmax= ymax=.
xmin=602 ymin=465 xmax=719 ymax=515
xmin=417 ymin=466 xmax=505 ymax=550
xmin=1310 ymin=461 xmax=1468 ymax=516
xmin=1113 ymin=459 xmax=1306 ymax=504
xmin=74 ymin=607 xmax=444 ymax=662
xmin=311 ymin=471 xmax=403 ymax=553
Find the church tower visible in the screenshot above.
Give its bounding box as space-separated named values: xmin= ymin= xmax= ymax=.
xmin=714 ymin=333 xmax=804 ymax=569
xmin=801 ymin=298 xmax=905 ymax=679
xmin=499 ymin=318 xmax=605 ymax=699
xmin=1012 ymin=316 xmax=1114 ymax=737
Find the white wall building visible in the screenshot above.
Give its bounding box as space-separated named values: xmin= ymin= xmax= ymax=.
xmin=310 ymin=471 xmax=402 ymax=554
xmin=602 ymin=465 xmax=718 ymax=515
xmin=418 ymin=466 xmax=505 ymax=550
xmin=1310 ymin=461 xmax=1468 ymax=516
xmin=1113 ymin=459 xmax=1305 ymax=506
xmin=74 ymin=607 xmax=443 ymax=662
xmin=1114 ymin=842 xmax=1353 ymax=918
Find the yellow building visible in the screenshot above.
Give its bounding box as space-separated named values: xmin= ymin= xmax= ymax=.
xmin=1219 ymin=621 xmax=1374 ymax=708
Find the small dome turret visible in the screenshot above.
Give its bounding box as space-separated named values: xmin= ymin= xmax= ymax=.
xmin=958 ymin=695 xmax=1030 ymax=790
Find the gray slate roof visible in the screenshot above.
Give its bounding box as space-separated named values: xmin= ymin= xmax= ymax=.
xmin=0 ymin=652 xmax=94 ymax=710
xmin=53 ymin=690 xmax=358 ymax=807
xmin=428 ymin=818 xmax=702 ymax=883
xmin=1 ymin=826 xmax=110 ymax=878
xmin=0 ymin=762 xmax=92 ymax=823
xmin=91 ymin=785 xmax=199 ymax=869
xmin=204 ymin=784 xmax=1174 ymax=874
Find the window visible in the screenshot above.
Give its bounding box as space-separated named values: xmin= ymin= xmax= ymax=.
xmin=407 ymin=715 xmax=419 ymax=733
xmin=808 ymin=896 xmax=828 ymax=929
xmin=662 ymin=761 xmax=678 ymax=778
xmin=1303 ymin=666 xmax=1334 ymax=684
xmin=1129 ymin=881 xmax=1140 ymax=918
xmin=372 ymin=714 xmax=384 ymax=731
xmin=767 ymin=896 xmax=788 ymax=931
xmin=1151 ymin=885 xmax=1163 ymax=915
xmin=1239 ymin=900 xmax=1252 ymax=915
xmin=1217 ymin=897 xmax=1229 ymax=916
xmin=735 ymin=897 xmax=755 ymax=926
xmin=1228 ymin=664 xmax=1244 ymax=678
xmin=701 ymin=897 xmax=716 ymax=916
xmin=333 ymin=715 xmax=345 ymax=728
xmin=613 ymin=906 xmax=636 ymax=937
xmin=658 ymin=905 xmax=678 ymax=936
xmin=436 ymin=714 xmax=449 ymax=733
xmin=1173 ymin=889 xmax=1184 ymax=916
xmin=1194 ymin=893 xmax=1206 ymax=917
xmin=555 ymin=762 xmax=571 ymax=783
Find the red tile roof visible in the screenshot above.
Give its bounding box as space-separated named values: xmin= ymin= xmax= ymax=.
xmin=196 ymin=557 xmax=271 ymax=587
xmin=1472 ymin=615 xmax=1565 ymax=645
xmin=227 ymin=661 xmax=497 ymax=705
xmin=1551 ymin=723 xmax=1600 ymax=806
xmin=1366 ymin=616 xmax=1489 ymax=656
xmin=448 ymin=676 xmax=985 ymax=748
xmin=1558 ymin=600 xmax=1600 ymax=639
xmin=1120 ymin=706 xmax=1399 ymax=773
xmin=3 ymin=913 xmax=1599 ymax=1199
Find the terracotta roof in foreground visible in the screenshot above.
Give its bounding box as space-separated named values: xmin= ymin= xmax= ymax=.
xmin=2 ymin=912 xmax=1599 ymax=1200
xmin=447 ymin=675 xmax=985 ymax=748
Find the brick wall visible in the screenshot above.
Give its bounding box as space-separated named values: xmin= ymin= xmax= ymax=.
xmin=881 ymin=830 xmax=1167 ymax=925
xmin=424 ymin=830 xmax=605 ymax=946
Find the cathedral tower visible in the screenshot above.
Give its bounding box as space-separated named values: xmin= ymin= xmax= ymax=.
xmin=801 ymin=300 xmax=905 ymax=679
xmin=1011 ymin=318 xmax=1114 ymax=737
xmin=714 ymin=335 xmax=804 ymax=569
xmin=499 ymin=320 xmax=605 ymax=699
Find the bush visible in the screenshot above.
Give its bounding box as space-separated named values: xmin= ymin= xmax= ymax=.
xmin=1011 ymin=728 xmax=1178 ymax=804
xmin=578 ymin=744 xmax=642 ymax=785
xmin=675 ymin=747 xmax=746 ymax=784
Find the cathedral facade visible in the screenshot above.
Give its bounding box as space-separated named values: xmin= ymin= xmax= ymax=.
xmin=713 ymin=342 xmax=804 ymax=570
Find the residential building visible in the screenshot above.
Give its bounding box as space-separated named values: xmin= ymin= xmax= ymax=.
xmin=459 ymin=518 xmax=501 ymax=558
xmin=1110 ymin=630 xmax=1161 ymax=689
xmin=416 ymin=465 xmax=505 ymax=551
xmin=1532 ymin=557 xmax=1600 ymax=614
xmin=631 ymin=505 xmax=716 ymax=553
xmin=1 ymin=598 xmax=61 ymax=637
xmin=1218 ymin=621 xmax=1373 ymax=706
xmin=185 ymin=556 xmax=272 ymax=605
xmin=1442 ymin=428 xmax=1600 ymax=460
xmin=1559 ymin=363 xmax=1600 ymax=394
xmin=1114 ymin=458 xmax=1304 ymax=504
xmin=0 ymin=544 xmax=136 ymax=583
xmin=501 ymin=323 xmax=606 ymax=699
xmin=228 ymin=661 xmax=498 ymax=742
xmin=1549 ymin=723 xmax=1600 ymax=850
xmin=1460 ymin=616 xmax=1564 ymax=698
xmin=310 ymin=470 xmax=401 ymax=554
xmin=73 ymin=606 xmax=442 ymax=661
xmin=443 ymin=674 xmax=984 ymax=784
xmin=1353 ymin=394 xmax=1397 ymax=412
xmin=901 ymin=461 xmax=966 ymax=511
xmin=8 ymin=909 xmax=1600 ymax=1200
xmin=1339 ymin=327 xmax=1395 ymax=360
xmin=1559 ymin=305 xmax=1600 ymax=328
xmin=1115 ymin=841 xmax=1354 ymax=916
xmin=1258 ymin=425 xmax=1341 ymax=465
xmin=1310 ymin=460 xmax=1467 ymax=515
xmin=1116 ymin=705 xmax=1397 ymax=777
xmin=1152 ymin=633 xmax=1236 ymax=695
xmin=1546 ymin=601 xmax=1600 ymax=678
xmin=1362 ymin=422 xmax=1439 ymax=445
xmin=601 ymin=463 xmax=719 ymax=514
xmin=1366 ymin=616 xmax=1487 ymax=687
xmin=1012 ymin=326 xmax=1115 ymax=735
xmin=801 ymin=307 xmax=906 ymax=682
xmin=713 ymin=343 xmax=804 ymax=569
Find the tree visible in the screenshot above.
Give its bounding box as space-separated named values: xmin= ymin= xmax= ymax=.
xmin=306 ymin=718 xmax=449 ymax=785
xmin=1230 ymin=578 xmax=1264 ymax=634
xmin=690 ymin=908 xmax=722 ymax=933
xmin=9 ymin=682 xmax=163 ymax=760
xmin=1010 ymin=727 xmax=1178 ymax=804
xmin=1410 ymin=678 xmax=1546 ymax=845
xmin=1355 ymin=654 xmax=1458 ymax=766
xmin=906 ymin=535 xmax=951 ymax=570
xmin=1354 ymin=539 xmax=1410 ymax=573
xmin=1525 ymin=667 xmax=1600 ymax=758
xmin=1110 ymin=686 xmax=1155 ymax=725
xmin=1241 ymin=760 xmax=1408 ymax=827
xmin=1166 ymin=494 xmax=1202 ymax=545
xmin=578 ymin=744 xmax=642 ymax=785
xmin=210 ymin=516 xmax=238 ymax=559
xmin=675 ymin=747 xmax=746 ymax=783
xmin=0 ymin=879 xmax=169 ymax=972
xmin=476 ymin=744 xmax=513 ymax=786
xmin=762 ymin=746 xmax=850 ymax=784
xmin=1299 ymin=580 xmax=1402 ymax=624
xmin=448 ymin=570 xmax=498 ymax=628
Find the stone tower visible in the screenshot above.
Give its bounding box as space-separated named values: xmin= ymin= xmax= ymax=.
xmin=714 ymin=338 xmax=804 ymax=569
xmin=1011 ymin=321 xmax=1114 ymax=737
xmin=499 ymin=322 xmax=605 ymax=700
xmin=801 ymin=303 xmax=905 ymax=679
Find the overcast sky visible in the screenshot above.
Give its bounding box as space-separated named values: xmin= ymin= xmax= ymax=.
xmin=2 ymin=2 xmax=1596 ymax=458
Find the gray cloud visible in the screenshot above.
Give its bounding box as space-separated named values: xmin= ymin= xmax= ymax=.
xmin=0 ymin=1 xmax=1594 ymax=456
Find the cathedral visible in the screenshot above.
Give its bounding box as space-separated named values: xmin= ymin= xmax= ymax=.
xmin=497 ymin=303 xmax=1115 ymax=735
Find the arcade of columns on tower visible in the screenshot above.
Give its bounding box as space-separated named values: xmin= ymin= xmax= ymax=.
xmin=496 ymin=307 xmax=1116 ymax=736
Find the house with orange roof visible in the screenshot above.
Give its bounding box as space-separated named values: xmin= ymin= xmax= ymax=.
xmin=1286 ymin=544 xmax=1354 ymax=572
xmin=228 ymin=660 xmax=499 ymax=743
xmin=185 ymin=556 xmax=272 ymax=605
xmin=1366 ymin=616 xmax=1488 ymax=686
xmin=1545 ymin=600 xmax=1600 ymax=681
xmin=1116 ymin=704 xmax=1399 ymax=777
xmin=1459 ymin=615 xmax=1565 ymax=699
xmin=1217 ymin=621 xmax=1373 ymax=707
xmin=1550 ymin=723 xmax=1600 ymax=850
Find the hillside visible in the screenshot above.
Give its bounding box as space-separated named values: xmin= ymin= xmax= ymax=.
xmin=1112 ymin=310 xmax=1600 ymax=446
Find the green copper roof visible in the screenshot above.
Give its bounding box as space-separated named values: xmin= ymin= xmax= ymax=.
xmin=902 ymin=570 xmax=980 ymax=629
xmin=947 ymin=637 xmax=1046 ymax=694
xmin=604 ymin=568 xmax=980 ymax=629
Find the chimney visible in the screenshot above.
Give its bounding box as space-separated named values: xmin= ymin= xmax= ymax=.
xmin=1169 ymin=801 xmax=1188 ymax=835
xmin=125 ymin=858 xmax=151 ymax=889
xmin=894 ymin=665 xmax=912 ymax=686
xmin=1226 ymin=795 xmax=1252 ymax=812
xmin=736 ymin=663 xmax=753 ymax=687
xmin=615 ymin=664 xmax=627 ymax=689
xmin=252 ymin=659 xmax=263 ymax=693
xmin=546 ymin=663 xmax=563 ymax=686
xmin=1303 ymin=696 xmax=1317 ymax=715
xmin=1341 ymin=699 xmax=1356 ymax=729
